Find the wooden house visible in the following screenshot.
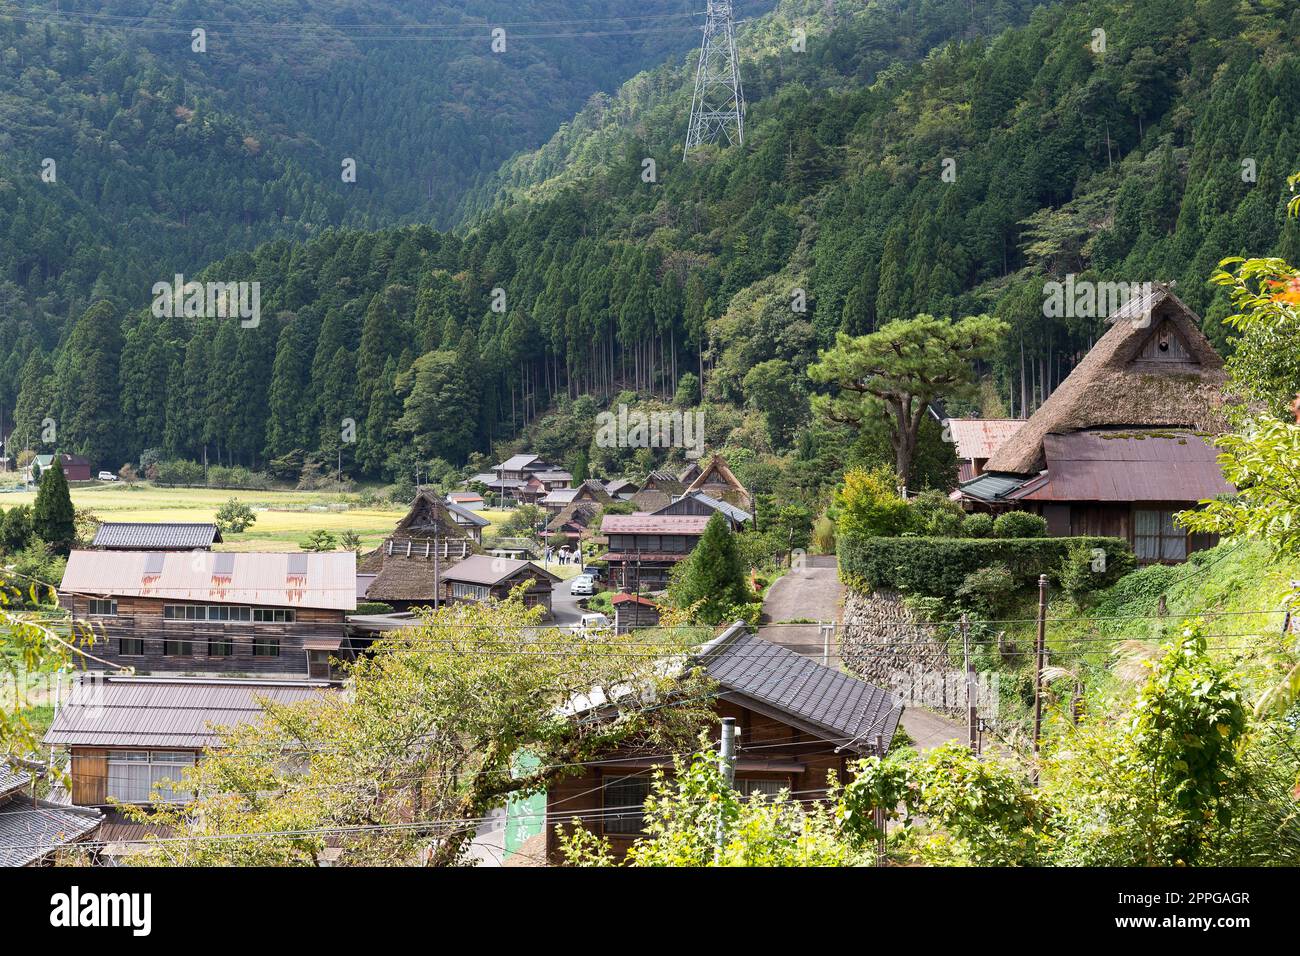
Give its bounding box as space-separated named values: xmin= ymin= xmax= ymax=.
xmin=438 ymin=554 xmax=560 ymax=615
xmin=360 ymin=490 xmax=479 ymax=611
xmin=629 ymin=470 xmax=685 ymax=512
xmin=600 ymin=513 xmax=711 ymax=591
xmin=545 ymin=480 xmax=612 ymax=542
xmin=957 ymin=287 xmax=1233 ymax=563
xmin=683 ymin=454 xmax=751 ymax=510
xmin=0 ymin=765 xmax=102 ymax=866
xmin=652 ymin=490 xmax=752 ymax=530
xmin=44 ymin=676 xmax=334 ymax=809
xmin=59 ymin=550 xmax=356 ymax=678
xmin=444 ymin=498 xmax=490 ymax=544
xmin=25 ymin=452 xmax=93 ymax=483
xmin=543 ymin=624 xmax=902 ymax=863
xmin=612 ymin=593 xmax=661 ymax=633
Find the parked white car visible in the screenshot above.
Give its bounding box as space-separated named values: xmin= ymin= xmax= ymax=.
xmin=570 ymin=575 xmax=595 ymax=596
xmin=97 ymin=471 xmax=118 ymax=481
xmin=571 ymin=612 xmax=611 ymax=637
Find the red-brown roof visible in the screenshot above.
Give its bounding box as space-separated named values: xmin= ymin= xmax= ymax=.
xmin=612 ymin=593 xmax=658 ymax=607
xmin=946 ymin=419 xmax=1024 ymax=461
xmin=1008 ymin=429 xmax=1233 ymax=503
xmin=600 ymin=515 xmax=711 ymax=535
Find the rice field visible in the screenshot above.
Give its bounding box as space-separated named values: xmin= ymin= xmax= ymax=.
xmin=0 ymin=482 xmax=517 ymax=551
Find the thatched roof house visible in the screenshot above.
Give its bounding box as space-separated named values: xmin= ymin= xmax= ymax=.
xmin=684 ymin=454 xmax=752 ymax=510
xmin=630 ymin=470 xmax=686 ymax=512
xmin=362 ymin=490 xmax=479 ymax=609
xmin=545 ymin=480 xmax=612 ymax=539
xmin=984 ymin=286 xmax=1230 ymax=475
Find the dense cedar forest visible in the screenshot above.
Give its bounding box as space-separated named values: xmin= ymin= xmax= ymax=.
xmin=4 ymin=0 xmax=1300 ymax=492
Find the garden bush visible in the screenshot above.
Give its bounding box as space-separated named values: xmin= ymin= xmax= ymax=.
xmin=993 ymin=511 xmax=1048 ymax=538
xmin=839 ymin=534 xmax=1133 ymax=600
xmin=960 ymin=513 xmax=994 ymax=538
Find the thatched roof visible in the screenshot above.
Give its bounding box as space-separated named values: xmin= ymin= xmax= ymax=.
xmin=364 ymin=490 xmax=479 ymax=601
xmin=684 ymin=454 xmax=751 ymax=509
xmin=984 ymin=287 xmax=1230 ymax=475
xmin=630 ymin=470 xmax=685 ymax=512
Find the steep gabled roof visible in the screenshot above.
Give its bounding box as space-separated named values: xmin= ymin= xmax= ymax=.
xmin=684 ymin=454 xmax=751 ymax=508
xmin=440 ymin=554 xmax=560 ymax=588
xmin=985 ymin=287 xmax=1230 ymax=475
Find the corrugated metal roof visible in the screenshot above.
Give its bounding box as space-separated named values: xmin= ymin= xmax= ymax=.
xmin=697 ymin=629 xmax=902 ymax=753
xmin=683 ymin=491 xmax=752 ymax=524
xmin=439 ymin=554 xmax=559 ymax=587
xmin=499 ymin=454 xmax=541 ymax=471
xmin=601 ymin=514 xmax=712 ymax=535
xmin=1009 ymin=429 xmax=1233 ymax=502
xmin=0 ymin=798 xmax=102 ymax=867
xmin=60 ymin=550 xmax=357 ymax=610
xmin=956 ymin=472 xmax=1028 ymax=502
xmin=43 ymin=677 xmax=336 ymax=749
xmin=92 ymin=522 xmax=222 ymax=550
xmin=946 ymin=419 xmax=1024 ymax=461
xmin=444 ymin=500 xmax=490 ymax=526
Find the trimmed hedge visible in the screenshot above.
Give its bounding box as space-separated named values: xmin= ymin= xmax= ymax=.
xmin=839 ymin=534 xmax=1135 ymax=599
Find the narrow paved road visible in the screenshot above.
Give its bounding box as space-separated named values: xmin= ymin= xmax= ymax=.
xmin=758 ymin=555 xmax=965 ymax=750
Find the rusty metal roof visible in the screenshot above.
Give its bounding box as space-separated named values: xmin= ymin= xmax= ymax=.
xmin=43 ymin=676 xmax=337 ymax=749
xmin=60 ymin=550 xmax=357 ymax=610
xmin=600 ymin=514 xmax=712 ymax=535
xmin=1008 ymin=429 xmax=1233 ymax=503
xmin=946 ymin=419 xmax=1024 ymax=461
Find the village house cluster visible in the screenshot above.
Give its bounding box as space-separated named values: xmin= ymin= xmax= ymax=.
xmin=0 ymin=288 xmax=1241 ymax=865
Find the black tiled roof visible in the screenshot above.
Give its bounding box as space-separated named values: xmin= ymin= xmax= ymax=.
xmin=92 ymin=522 xmax=222 ymax=550
xmin=696 ymin=629 xmax=902 ymax=753
xmin=0 ymin=795 xmax=102 ymax=867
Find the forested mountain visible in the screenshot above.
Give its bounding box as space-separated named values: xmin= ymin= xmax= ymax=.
xmin=7 ymin=0 xmax=1300 ymax=500
xmin=0 ymin=0 xmax=723 ymax=433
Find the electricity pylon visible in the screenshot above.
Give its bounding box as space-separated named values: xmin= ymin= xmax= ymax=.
xmin=684 ymin=0 xmax=745 ymax=157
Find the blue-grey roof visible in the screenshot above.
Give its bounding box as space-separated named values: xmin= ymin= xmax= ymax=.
xmin=686 ymin=491 xmax=752 ymax=524
xmin=696 ymin=628 xmax=902 ymax=753
xmin=444 ymin=500 xmax=491 ymax=526
xmin=956 ymin=472 xmax=1028 ymax=503
xmin=0 ymin=767 xmax=29 ymax=800
xmin=0 ymin=795 xmax=103 ymax=866
xmin=92 ymin=522 xmax=223 ymax=550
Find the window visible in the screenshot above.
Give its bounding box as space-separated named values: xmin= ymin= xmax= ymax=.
xmin=252 ymin=636 xmax=281 ymax=658
xmin=452 ymin=582 xmax=491 ymax=602
xmin=736 ymin=778 xmax=786 ymax=799
xmin=602 ymin=775 xmax=652 ymax=835
xmin=119 ymin=636 xmax=144 ymax=656
xmin=107 ymin=751 xmax=195 ymax=804
xmin=163 ymin=638 xmax=192 ymax=657
xmin=163 ymin=605 xmax=287 ymax=623
xmin=1134 ymin=509 xmax=1187 ymax=562
xmin=253 ymin=608 xmax=294 ymax=623
xmin=88 ymin=599 xmax=117 ymax=616
xmin=208 ymin=637 xmax=233 ymax=657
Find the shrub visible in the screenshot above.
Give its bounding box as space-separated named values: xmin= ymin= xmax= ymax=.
xmin=908 ymin=490 xmax=965 ymax=537
xmin=834 ymin=466 xmax=910 ymax=539
xmin=961 ymin=513 xmax=994 ymax=538
xmin=955 ymin=564 xmax=1017 ymax=617
xmin=993 ymin=511 xmax=1048 ymax=539
xmin=839 ymin=534 xmax=1133 ymax=601
xmin=355 ymin=602 xmax=394 ymax=615
xmin=1057 ymin=540 xmax=1137 ymax=597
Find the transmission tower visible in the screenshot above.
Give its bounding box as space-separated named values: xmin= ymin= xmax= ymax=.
xmin=684 ymin=0 xmax=745 ymax=157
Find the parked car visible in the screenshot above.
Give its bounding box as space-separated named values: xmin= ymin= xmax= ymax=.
xmin=580 ymin=566 xmax=604 ymax=581
xmin=570 ymin=575 xmax=595 ymax=596
xmin=572 ymin=612 xmax=611 ymax=637
xmin=97 ymin=471 xmax=118 ymax=481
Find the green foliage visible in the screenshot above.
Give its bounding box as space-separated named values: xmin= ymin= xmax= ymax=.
xmin=955 ymin=563 xmax=1018 ymax=617
xmin=214 ymin=498 xmax=257 ymax=535
xmin=31 ymin=460 xmax=76 ymax=556
xmin=299 ymin=530 xmax=338 ymax=553
xmin=993 ymin=511 xmax=1048 ymax=539
xmin=1057 ymin=540 xmax=1136 ymax=597
xmin=832 ymin=466 xmax=911 ymax=539
xmin=667 ymin=513 xmax=753 ymax=625
xmin=839 ymin=534 xmax=1133 ymax=600
xmin=961 ymin=513 xmax=995 ymax=538
xmin=354 ymin=602 xmax=394 ymax=615
xmin=907 ymin=489 xmax=965 ymax=537
xmin=561 ymin=738 xmax=860 ymax=867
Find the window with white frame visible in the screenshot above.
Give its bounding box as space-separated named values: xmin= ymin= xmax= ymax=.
xmin=88 ymin=599 xmax=117 ymax=616
xmin=106 ymin=751 xmax=196 ymax=804
xmin=602 ymin=775 xmax=652 ymax=835
xmin=452 ymin=582 xmax=491 ymax=601
xmin=163 ymin=605 xmax=295 ymax=623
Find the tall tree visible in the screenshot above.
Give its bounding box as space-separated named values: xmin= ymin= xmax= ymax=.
xmin=31 ymin=458 xmax=76 ymax=555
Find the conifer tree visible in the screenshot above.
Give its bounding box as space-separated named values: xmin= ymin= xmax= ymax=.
xmin=32 ymin=458 xmax=76 ymax=556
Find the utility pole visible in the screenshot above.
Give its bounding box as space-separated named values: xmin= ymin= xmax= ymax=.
xmin=961 ymin=613 xmax=977 ymax=752
xmin=873 ymin=734 xmax=887 ymax=866
xmin=684 ymin=0 xmax=745 ymax=157
xmin=1032 ymin=573 xmax=1048 ymax=777
xmin=715 ymin=717 xmax=737 ymax=856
